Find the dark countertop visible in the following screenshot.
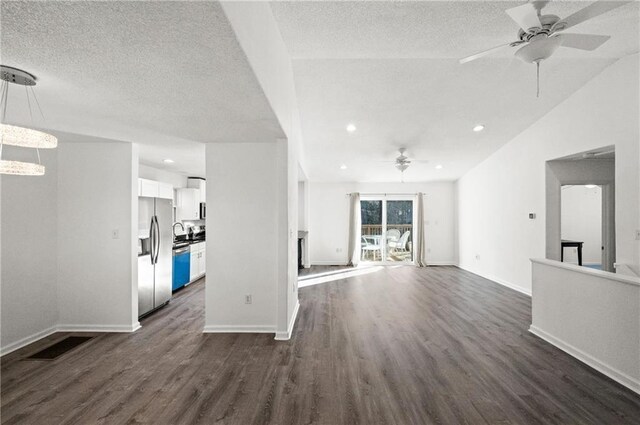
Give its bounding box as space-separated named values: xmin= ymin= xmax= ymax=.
xmin=173 ymin=239 xmax=206 ymax=250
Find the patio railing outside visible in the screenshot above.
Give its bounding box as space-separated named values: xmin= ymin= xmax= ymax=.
xmin=361 ymin=224 xmax=412 ymax=238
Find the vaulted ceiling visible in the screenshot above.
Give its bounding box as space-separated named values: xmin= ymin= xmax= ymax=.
xmin=271 ymin=0 xmax=639 ymax=182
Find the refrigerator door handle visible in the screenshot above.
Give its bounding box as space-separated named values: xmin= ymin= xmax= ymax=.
xmin=153 ymin=215 xmax=160 ymax=264
xmin=149 ymin=217 xmax=156 ymax=265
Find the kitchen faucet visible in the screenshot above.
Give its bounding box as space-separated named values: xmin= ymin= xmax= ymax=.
xmin=172 ymin=222 xmax=185 ymax=237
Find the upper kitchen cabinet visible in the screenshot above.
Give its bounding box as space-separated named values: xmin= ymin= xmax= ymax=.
xmin=176 ymin=188 xmax=200 ymax=221
xmin=187 ymin=178 xmax=206 ymax=203
xmin=139 ymin=178 xmax=173 ymax=200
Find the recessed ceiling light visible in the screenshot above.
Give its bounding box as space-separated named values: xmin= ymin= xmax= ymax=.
xmin=435 ymin=164 xmax=443 ymax=170
xmin=163 ymin=159 xmax=175 ymax=164
xmin=585 ymin=184 xmax=597 ymax=189
xmin=340 ymin=164 xmax=347 ymax=170
xmin=473 ymin=124 xmax=485 ymax=132
xmin=346 ymin=123 xmax=357 ymax=133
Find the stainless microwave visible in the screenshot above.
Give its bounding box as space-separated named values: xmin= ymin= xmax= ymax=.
xmin=199 ymin=202 xmax=206 ymax=220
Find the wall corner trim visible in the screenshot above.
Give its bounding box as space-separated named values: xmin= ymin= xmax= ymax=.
xmin=529 ymin=325 xmax=640 ymax=395
xmin=275 ymin=300 xmax=300 ymax=341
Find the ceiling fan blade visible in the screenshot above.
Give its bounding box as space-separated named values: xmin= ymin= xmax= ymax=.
xmin=505 ymin=3 xmax=542 ymax=31
xmin=561 ymin=0 xmax=631 ymax=31
xmin=557 ymin=33 xmax=611 ymax=50
xmin=459 ymin=41 xmax=523 ymax=64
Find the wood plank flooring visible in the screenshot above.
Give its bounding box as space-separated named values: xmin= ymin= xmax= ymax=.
xmin=2 ymin=266 xmax=640 ymax=424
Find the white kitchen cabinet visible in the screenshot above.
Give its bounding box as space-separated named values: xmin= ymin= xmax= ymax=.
xmin=199 ymin=245 xmax=206 ymax=275
xmin=187 ymin=178 xmax=206 ymax=203
xmin=188 ymin=242 xmax=206 ymax=282
xmin=139 ymin=178 xmax=158 ymax=198
xmin=190 ymin=249 xmax=199 ymax=282
xmin=157 ymin=182 xmax=173 ymax=200
xmin=176 ymin=188 xmax=200 ymax=221
xmin=138 ymin=178 xmax=173 ymax=200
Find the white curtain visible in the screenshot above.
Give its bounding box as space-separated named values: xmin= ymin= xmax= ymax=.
xmin=347 ymin=193 xmax=361 ymax=267
xmin=415 ymin=193 xmax=427 ymax=267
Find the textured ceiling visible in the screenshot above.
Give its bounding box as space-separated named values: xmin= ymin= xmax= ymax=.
xmin=271 ymin=0 xmax=640 ymax=182
xmin=1 ymin=1 xmax=284 ymax=177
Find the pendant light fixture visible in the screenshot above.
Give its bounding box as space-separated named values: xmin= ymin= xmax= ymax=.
xmin=0 ymin=65 xmax=57 ymax=176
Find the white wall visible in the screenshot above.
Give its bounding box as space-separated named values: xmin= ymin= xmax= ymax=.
xmin=561 ymin=185 xmax=602 ymax=265
xmin=457 ymin=54 xmax=640 ymax=293
xmin=138 ymin=164 xmax=188 ymax=189
xmin=298 ymin=181 xmax=306 ymax=230
xmin=0 ymin=148 xmax=59 ymax=354
xmin=205 ymin=142 xmax=279 ymax=332
xmin=309 ymin=181 xmax=456 ymax=265
xmin=530 ymin=259 xmax=640 ymax=394
xmin=220 ymin=2 xmax=301 ymax=338
xmin=57 ymin=142 xmax=139 ymax=331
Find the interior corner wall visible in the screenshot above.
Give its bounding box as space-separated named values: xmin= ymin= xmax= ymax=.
xmin=308 ymin=181 xmax=456 ymax=265
xmin=57 ymin=141 xmax=138 ymax=330
xmin=457 ymin=54 xmax=640 ymax=293
xmin=205 ymin=142 xmax=279 ymax=332
xmin=0 ymin=149 xmax=59 ymax=354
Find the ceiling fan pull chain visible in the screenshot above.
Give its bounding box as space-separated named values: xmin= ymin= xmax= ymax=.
xmin=536 ymin=61 xmax=540 ymax=98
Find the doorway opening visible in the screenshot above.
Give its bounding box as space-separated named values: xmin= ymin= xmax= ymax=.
xmin=561 ymin=185 xmax=604 ymax=270
xmin=546 ymin=146 xmax=616 ymax=272
xmin=360 ymin=197 xmax=414 ymax=264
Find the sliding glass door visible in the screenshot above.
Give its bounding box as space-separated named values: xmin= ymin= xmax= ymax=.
xmin=360 ymin=197 xmax=414 ymax=264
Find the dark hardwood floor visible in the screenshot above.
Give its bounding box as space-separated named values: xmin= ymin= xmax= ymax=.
xmin=2 ymin=266 xmax=639 ymax=424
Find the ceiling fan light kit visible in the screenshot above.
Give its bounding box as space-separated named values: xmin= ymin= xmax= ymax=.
xmin=459 ymin=0 xmax=630 ymax=97
xmin=0 ymin=65 xmax=57 ymax=176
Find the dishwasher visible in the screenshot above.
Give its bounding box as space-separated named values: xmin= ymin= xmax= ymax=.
xmin=172 ymin=246 xmax=190 ymax=291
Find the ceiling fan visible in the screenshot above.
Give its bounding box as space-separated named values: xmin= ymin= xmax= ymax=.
xmin=459 ymin=0 xmax=631 ymax=96
xmin=391 ymin=148 xmax=429 ymax=180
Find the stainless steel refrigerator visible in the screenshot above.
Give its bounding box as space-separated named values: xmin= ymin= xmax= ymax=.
xmin=138 ymin=197 xmax=172 ymax=318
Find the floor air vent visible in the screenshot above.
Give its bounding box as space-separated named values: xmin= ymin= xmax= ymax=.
xmin=25 ymin=336 xmax=93 ymax=360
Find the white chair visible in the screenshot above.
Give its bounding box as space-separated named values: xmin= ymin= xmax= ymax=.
xmin=361 ymin=236 xmax=381 ymax=261
xmin=388 ymin=231 xmax=410 ymax=253
xmin=386 ymin=229 xmax=401 ymax=242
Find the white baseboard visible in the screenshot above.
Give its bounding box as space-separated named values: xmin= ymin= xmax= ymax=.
xmin=202 ymin=325 xmax=275 ymax=333
xmin=529 ymin=325 xmax=640 ymax=395
xmin=56 ymin=323 xmax=141 ymax=333
xmin=456 ymin=264 xmax=532 ymax=296
xmin=0 ymin=325 xmax=58 ymax=357
xmin=1 ymin=322 xmax=141 ymax=357
xmin=275 ymin=300 xmax=300 ymax=341
xmin=311 ymin=261 xmax=348 ymax=266
xmin=426 ymin=261 xmax=457 ymax=266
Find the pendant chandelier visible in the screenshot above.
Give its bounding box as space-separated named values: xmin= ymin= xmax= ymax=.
xmin=0 ymin=65 xmax=58 ymax=176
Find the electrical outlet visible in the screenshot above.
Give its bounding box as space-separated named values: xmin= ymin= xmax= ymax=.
xmin=245 ymin=295 xmax=252 ymax=304
xmin=636 ymin=230 xmax=640 ymax=241
xmin=111 ymin=229 xmax=120 ymax=239
xmin=475 ymin=254 xmax=481 ymax=260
